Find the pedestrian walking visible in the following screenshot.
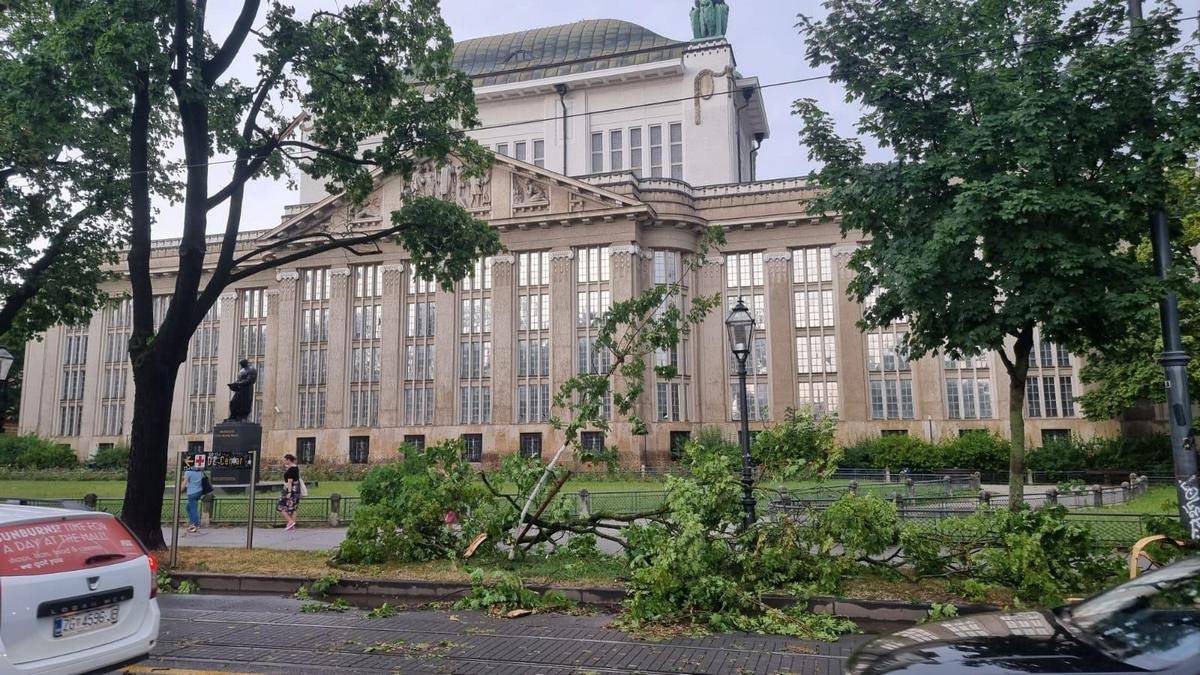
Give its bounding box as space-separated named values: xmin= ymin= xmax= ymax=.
xmin=181 ymin=456 xmax=207 ymax=534
xmin=277 ymin=453 xmax=303 ymax=531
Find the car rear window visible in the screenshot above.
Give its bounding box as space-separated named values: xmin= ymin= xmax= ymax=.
xmin=0 ymin=516 xmax=144 ymax=576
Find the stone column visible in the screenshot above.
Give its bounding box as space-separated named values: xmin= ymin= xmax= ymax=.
xmin=378 ymin=263 xmax=405 ymax=428
xmin=549 ymin=250 xmax=575 ymax=431
xmin=268 ymin=271 xmax=299 ymax=429
xmin=325 ymin=267 xmax=352 ymax=428
xmin=433 ymin=284 xmax=457 ymax=426
xmin=696 ymin=255 xmax=727 ymax=423
xmin=610 ymin=244 xmax=645 ymax=466
xmin=261 ymin=289 xmax=280 ymax=431
xmin=216 ymin=292 xmax=239 ymax=385
xmin=764 ymin=250 xmax=796 ymax=417
xmin=833 ymin=244 xmax=866 ymax=427
xmin=490 ymin=255 xmax=516 ymax=424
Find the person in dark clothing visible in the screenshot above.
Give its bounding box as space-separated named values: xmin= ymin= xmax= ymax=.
xmin=276 ymin=453 xmax=301 ymax=530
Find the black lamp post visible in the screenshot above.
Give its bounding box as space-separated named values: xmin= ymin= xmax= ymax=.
xmin=0 ymin=348 xmax=14 ymax=434
xmin=725 ymin=298 xmax=757 ymax=530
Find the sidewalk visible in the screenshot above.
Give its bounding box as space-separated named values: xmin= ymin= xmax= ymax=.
xmin=163 ymin=525 xmax=346 ymax=551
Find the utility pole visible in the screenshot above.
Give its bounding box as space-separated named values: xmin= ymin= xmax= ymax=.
xmin=1128 ymin=0 xmax=1199 ymax=539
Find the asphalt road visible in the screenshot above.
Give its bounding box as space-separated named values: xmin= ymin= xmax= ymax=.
xmin=126 ymin=594 xmax=875 ymax=674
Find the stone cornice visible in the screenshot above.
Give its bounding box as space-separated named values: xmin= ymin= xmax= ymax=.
xmin=275 ymin=270 xmax=299 ymax=282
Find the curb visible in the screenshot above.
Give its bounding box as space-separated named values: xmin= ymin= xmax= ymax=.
xmin=166 ymin=571 xmax=997 ymax=623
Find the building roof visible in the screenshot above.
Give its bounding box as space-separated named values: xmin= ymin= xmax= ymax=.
xmin=452 ymin=19 xmax=687 ymax=87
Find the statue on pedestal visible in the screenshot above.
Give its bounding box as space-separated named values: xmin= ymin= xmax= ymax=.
xmin=691 ymin=0 xmax=729 ymax=40
xmin=226 ymin=359 xmax=258 ymax=423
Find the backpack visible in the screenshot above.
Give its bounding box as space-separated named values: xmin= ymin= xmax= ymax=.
xmin=200 ymin=474 xmax=214 ymax=495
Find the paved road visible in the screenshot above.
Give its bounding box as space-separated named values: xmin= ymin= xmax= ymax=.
xmin=126 ymin=594 xmax=873 ymax=674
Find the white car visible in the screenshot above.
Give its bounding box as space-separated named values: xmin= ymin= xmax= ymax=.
xmin=0 ymin=505 xmax=160 ymax=674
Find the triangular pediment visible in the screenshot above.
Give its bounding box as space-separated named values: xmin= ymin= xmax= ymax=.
xmin=261 ymin=154 xmax=646 ymax=242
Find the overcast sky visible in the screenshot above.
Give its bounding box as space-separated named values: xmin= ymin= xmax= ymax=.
xmin=153 ymin=0 xmax=861 ymax=239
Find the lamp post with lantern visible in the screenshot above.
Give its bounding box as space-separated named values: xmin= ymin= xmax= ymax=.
xmin=0 ymin=348 xmax=14 ymax=434
xmin=725 ymin=298 xmax=757 ymax=530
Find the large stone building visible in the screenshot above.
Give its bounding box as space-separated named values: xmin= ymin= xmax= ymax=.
xmin=17 ymin=15 xmax=1122 ymax=465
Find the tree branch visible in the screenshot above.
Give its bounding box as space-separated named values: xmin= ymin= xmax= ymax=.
xmin=225 ymin=225 xmax=403 ymax=285
xmin=204 ymin=0 xmax=260 ymax=84
xmin=0 ymin=203 xmax=104 ymax=338
xmin=278 ymin=139 xmax=377 ymax=166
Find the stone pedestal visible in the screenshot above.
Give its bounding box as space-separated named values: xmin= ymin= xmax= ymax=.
xmin=210 ymin=420 xmax=262 ymax=486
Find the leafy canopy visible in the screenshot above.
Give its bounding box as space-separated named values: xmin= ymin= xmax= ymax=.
xmin=795 ymin=0 xmax=1200 ymax=362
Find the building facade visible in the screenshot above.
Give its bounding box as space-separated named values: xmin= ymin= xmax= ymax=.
xmin=18 ymin=18 xmax=1122 ymax=465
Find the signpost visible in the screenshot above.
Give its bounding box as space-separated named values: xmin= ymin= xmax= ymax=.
xmin=169 ymin=451 xmax=184 ymax=569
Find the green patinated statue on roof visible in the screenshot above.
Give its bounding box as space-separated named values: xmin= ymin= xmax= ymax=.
xmin=690 ymin=0 xmax=729 ymax=40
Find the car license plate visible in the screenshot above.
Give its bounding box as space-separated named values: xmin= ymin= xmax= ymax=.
xmin=52 ymin=606 xmax=119 ymax=638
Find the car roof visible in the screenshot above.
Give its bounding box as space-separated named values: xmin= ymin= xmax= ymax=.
xmin=0 ymin=503 xmax=107 ymax=525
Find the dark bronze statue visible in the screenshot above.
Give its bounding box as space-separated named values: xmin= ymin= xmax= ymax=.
xmin=226 ymin=359 xmax=258 ymax=422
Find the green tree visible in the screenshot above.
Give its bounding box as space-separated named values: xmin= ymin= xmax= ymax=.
xmin=795 ymin=0 xmax=1200 ymax=506
xmin=1079 ymin=166 xmax=1200 ymax=419
xmin=29 ymin=0 xmax=499 ymax=547
xmin=0 ymin=3 xmax=132 ymax=343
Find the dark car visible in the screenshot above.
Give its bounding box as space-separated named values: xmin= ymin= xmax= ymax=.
xmin=847 ymin=555 xmax=1200 ymax=674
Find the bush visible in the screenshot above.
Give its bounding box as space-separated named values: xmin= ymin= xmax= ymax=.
xmin=0 ymin=435 xmax=78 ymax=469
xmin=333 ymin=440 xmax=508 ymax=565
xmin=1027 ymin=434 xmax=1172 ymax=474
xmin=839 ymin=432 xmax=1009 ymax=474
xmin=91 ymin=444 xmax=130 ymax=470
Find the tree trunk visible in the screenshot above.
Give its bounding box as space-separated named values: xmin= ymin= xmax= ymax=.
xmin=120 ymin=354 xmax=182 ymax=549
xmin=1005 ymin=325 xmax=1035 ymax=511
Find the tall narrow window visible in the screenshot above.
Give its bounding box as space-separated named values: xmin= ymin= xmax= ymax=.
xmin=58 ymin=322 xmax=89 ymax=437
xmin=793 ymin=247 xmax=838 ymax=415
xmin=944 ymin=353 xmax=993 ymax=420
xmin=867 ymin=327 xmax=914 ymax=420
xmin=669 ymin=122 xmax=683 ymax=179
xmin=404 ymin=268 xmax=436 ymax=426
xmin=590 ymin=132 xmax=604 ymax=173
xmin=1026 ymin=329 xmax=1078 ymax=419
xmin=297 ymin=268 xmax=330 ymax=428
xmin=653 ymin=250 xmax=690 ymax=422
xmin=533 ymin=139 xmax=545 ymax=168
xmin=726 ymin=252 xmax=768 ymax=421
xmin=237 ymin=288 xmax=268 ymax=423
xmin=649 ymin=125 xmax=663 ymax=177
xmin=629 ymin=127 xmax=643 ymax=177
xmin=576 ymin=246 xmax=612 ymax=420
xmin=514 ymin=141 xmax=527 ymax=163
xmin=610 ymin=129 xmax=623 ymax=171
xmin=100 ymin=299 xmax=131 ymax=436
xmin=495 ymin=143 xmax=509 ymax=157
xmin=350 ymin=264 xmax=382 ymax=428
xmin=186 ymin=299 xmax=221 ymax=433
xmin=517 ymin=251 xmax=552 ymax=424
xmin=459 ymin=257 xmax=493 ymax=424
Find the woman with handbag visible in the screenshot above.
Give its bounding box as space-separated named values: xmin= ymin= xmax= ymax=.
xmin=276 ymin=454 xmax=304 ymax=531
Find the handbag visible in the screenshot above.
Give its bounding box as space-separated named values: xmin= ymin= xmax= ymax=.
xmin=299 ymin=479 xmax=309 ymax=498
xmin=200 ymin=474 xmax=214 ymax=495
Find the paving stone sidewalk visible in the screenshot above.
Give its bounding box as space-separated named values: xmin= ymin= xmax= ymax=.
xmin=164 ymin=524 xmax=346 ymax=551
xmin=129 ymin=594 xmax=874 ymax=674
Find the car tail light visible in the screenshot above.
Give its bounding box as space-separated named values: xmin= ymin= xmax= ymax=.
xmin=148 ymin=554 xmax=159 ymax=598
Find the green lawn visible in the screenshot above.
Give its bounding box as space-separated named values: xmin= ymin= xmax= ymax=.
xmin=1083 ymin=485 xmax=1179 ymax=515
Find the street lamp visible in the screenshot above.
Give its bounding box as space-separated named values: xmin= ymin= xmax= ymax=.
xmin=725 ymin=298 xmax=757 ymax=530
xmin=0 ymin=348 xmax=14 ymax=434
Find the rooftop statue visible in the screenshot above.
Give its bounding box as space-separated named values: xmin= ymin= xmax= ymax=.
xmin=690 ymin=0 xmax=729 ymax=40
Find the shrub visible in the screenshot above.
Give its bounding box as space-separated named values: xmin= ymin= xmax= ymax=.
xmin=752 ymin=408 xmax=841 ymax=480
xmin=333 ymin=440 xmax=508 ymax=565
xmin=839 ymin=432 xmax=1008 ymax=474
xmin=0 ymin=435 xmax=78 ymax=469
xmin=1026 ymin=434 xmax=1172 ymax=474
xmin=91 ymin=444 xmax=130 ymax=470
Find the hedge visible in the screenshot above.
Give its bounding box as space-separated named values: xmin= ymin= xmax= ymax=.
xmin=0 ymin=434 xmax=78 ymax=469
xmin=842 ymin=433 xmax=1173 ymax=474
